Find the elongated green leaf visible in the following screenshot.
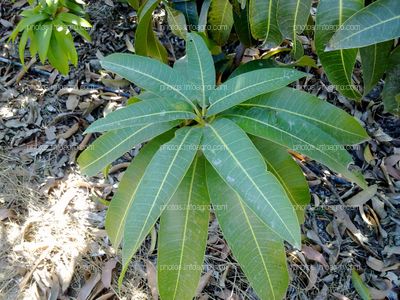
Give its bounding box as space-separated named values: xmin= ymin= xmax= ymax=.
xmin=201 ymin=118 xmax=300 ymax=246
xmin=10 ymin=13 xmax=48 ymax=41
xmin=71 ymin=22 xmax=92 ymax=42
xmin=206 ymin=163 xmax=289 ymax=300
xmin=57 ymin=12 xmax=92 ymax=27
xmin=165 ymin=5 xmax=187 ymax=39
xmin=352 ymin=269 xmax=372 ymax=300
xmin=186 ymin=32 xmax=215 ymax=109
xmin=172 ymin=0 xmax=199 ymax=26
xmin=315 ymin=0 xmax=363 ymax=100
xmin=100 ymin=53 xmax=197 ymax=109
xmin=120 ymin=126 xmax=202 ymax=284
xmin=360 ymin=40 xmax=393 ymax=95
xmin=224 ymin=107 xmax=367 ymax=188
xmin=207 ymin=0 xmax=234 ymax=45
xmin=53 ymin=21 xmax=78 ymax=66
xmin=18 ymin=29 xmax=29 ymax=66
xmin=78 ymin=122 xmax=178 ymax=176
xmin=239 ymin=87 xmax=369 ymax=144
xmin=277 ymin=0 xmax=312 ymax=50
xmin=158 ymin=154 xmax=209 ymax=300
xmin=382 ymin=46 xmax=400 ymax=115
xmin=84 ymin=99 xmax=195 ymax=133
xmin=47 ymin=35 xmax=69 ymax=74
xmin=26 ymin=28 xmax=37 ymax=59
xmin=206 ymin=68 xmax=305 ymax=116
xmin=251 ymin=137 xmax=310 ymax=223
xmin=232 ymin=0 xmax=253 ymax=47
xmin=135 ymin=0 xmax=168 ymax=63
xmin=249 ymin=0 xmax=282 ymax=45
xmin=199 ymin=0 xmax=212 ymax=32
xmin=36 ymin=21 xmax=52 ymax=63
xmin=327 ymin=0 xmax=400 ymax=50
xmin=105 ymin=131 xmax=175 ymax=247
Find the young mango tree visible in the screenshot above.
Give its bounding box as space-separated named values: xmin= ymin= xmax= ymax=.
xmin=78 ymin=33 xmax=369 ymax=299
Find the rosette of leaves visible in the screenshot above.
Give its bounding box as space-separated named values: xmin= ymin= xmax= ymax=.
xmin=9 ymin=0 xmax=91 ymax=74
xmin=78 ymin=33 xmax=369 ymax=299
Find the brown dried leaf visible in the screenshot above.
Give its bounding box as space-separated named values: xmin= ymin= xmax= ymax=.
xmin=345 ymin=185 xmax=377 ymax=207
xmin=302 ymin=245 xmax=329 ymax=270
xmin=77 ymin=272 xmax=101 ymax=300
xmin=145 ymin=260 xmax=158 ymax=300
xmin=101 ymin=258 xmax=117 ymax=289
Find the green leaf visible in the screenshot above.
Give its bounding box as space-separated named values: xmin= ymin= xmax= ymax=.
xmin=206 ymin=68 xmax=306 ymax=116
xmin=36 ymin=21 xmax=52 ymax=63
xmin=100 ymin=53 xmax=198 ymax=110
xmin=186 ymin=32 xmax=215 ymax=109
xmin=165 ymin=5 xmax=187 ymax=39
xmin=315 ymin=0 xmax=363 ymax=100
xmin=70 ymin=22 xmax=92 ymax=42
xmin=382 ymin=46 xmax=400 ymax=115
xmin=78 ymin=122 xmax=178 ymax=176
xmin=351 ymin=269 xmax=372 ymax=300
xmin=232 ymin=0 xmax=253 ymax=47
xmin=172 ymin=0 xmax=199 ymax=26
xmin=158 ymin=154 xmax=209 ymax=300
xmin=18 ymin=29 xmax=29 ymax=66
xmin=53 ymin=21 xmax=78 ymax=66
xmin=360 ymin=40 xmax=393 ymax=95
xmin=135 ymin=0 xmax=168 ymax=63
xmin=28 ymin=28 xmax=38 ymax=58
xmin=10 ymin=13 xmax=48 ymax=41
xmin=120 ymin=126 xmax=202 ymax=284
xmin=251 ymin=137 xmax=310 ymax=223
xmin=207 ymin=0 xmax=234 ymax=45
xmin=249 ymin=0 xmax=281 ymax=46
xmin=201 ymin=118 xmax=301 ymax=247
xmin=326 ymin=0 xmax=400 ymax=50
xmin=277 ymin=0 xmax=311 ymax=51
xmin=198 ymin=0 xmax=212 ymax=32
xmin=84 ymin=99 xmax=196 ymax=133
xmin=239 ymin=87 xmax=369 ymax=144
xmin=105 ymin=131 xmax=175 ymax=247
xmin=206 ymin=163 xmax=289 ymax=300
xmin=57 ymin=12 xmax=92 ymax=27
xmin=47 ymin=35 xmax=69 ymax=74
xmin=224 ymin=107 xmax=367 ymax=188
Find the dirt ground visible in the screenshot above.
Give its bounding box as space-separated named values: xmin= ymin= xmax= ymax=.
xmin=1 ymin=1 xmax=400 ymax=299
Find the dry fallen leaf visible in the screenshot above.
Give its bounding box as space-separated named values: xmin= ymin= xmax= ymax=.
xmin=77 ymin=272 xmax=101 ymax=300
xmin=302 ymin=245 xmax=329 ymax=270
xmin=101 ymin=258 xmax=117 ymax=289
xmin=146 ymin=260 xmax=158 ymax=300
xmin=345 ymin=185 xmax=377 ymax=207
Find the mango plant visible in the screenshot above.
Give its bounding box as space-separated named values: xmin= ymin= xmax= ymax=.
xmin=9 ymin=0 xmax=91 ymax=74
xmin=78 ymin=32 xmax=369 ymax=299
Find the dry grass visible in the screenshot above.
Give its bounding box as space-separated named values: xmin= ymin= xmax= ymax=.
xmin=0 ymin=153 xmax=148 ymax=300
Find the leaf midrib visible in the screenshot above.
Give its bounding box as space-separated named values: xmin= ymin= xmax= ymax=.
xmin=237 ymin=198 xmax=276 ymax=299
xmin=226 ymin=113 xmax=351 ymax=171
xmin=172 ymin=155 xmax=198 ymax=300
xmin=90 ymin=110 xmax=193 ymax=132
xmin=81 ymin=124 xmax=152 ymax=172
xmin=207 ymin=123 xmax=297 ymax=244
xmin=333 ymin=15 xmax=400 ymax=46
xmin=102 ymin=60 xmax=196 ymax=109
xmin=238 ymin=102 xmax=366 ymax=140
xmin=208 ymin=76 xmax=288 ymax=113
xmin=123 ymin=129 xmax=195 ymax=270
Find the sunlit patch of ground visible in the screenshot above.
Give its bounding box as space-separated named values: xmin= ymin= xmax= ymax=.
xmin=0 ymin=153 xmax=147 ymax=299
